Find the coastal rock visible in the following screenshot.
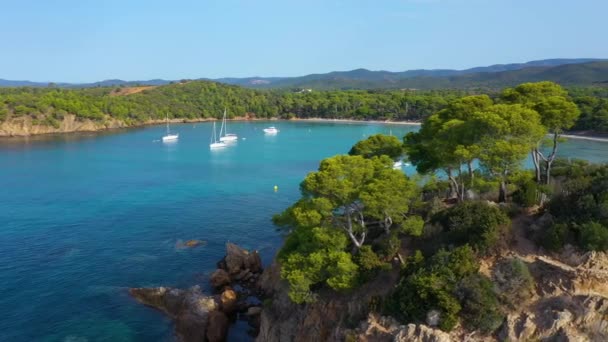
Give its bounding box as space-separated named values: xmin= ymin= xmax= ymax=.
xmin=129 ymin=286 xmax=187 ymax=317
xmin=206 ymin=311 xmax=230 ymax=342
xmin=224 ymin=243 xmax=263 ymax=274
xmin=256 ymin=261 xmax=402 ymax=342
xmin=219 ymin=288 xmax=238 ymax=314
xmin=129 ymin=285 xmax=226 ymax=342
xmin=210 ymin=269 xmax=231 ymax=288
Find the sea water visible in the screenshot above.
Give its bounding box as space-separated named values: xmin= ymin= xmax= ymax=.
xmin=0 ymin=121 xmax=606 ymax=341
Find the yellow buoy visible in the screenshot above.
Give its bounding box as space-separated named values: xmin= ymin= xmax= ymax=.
xmin=274 ymin=185 xmax=278 ymax=192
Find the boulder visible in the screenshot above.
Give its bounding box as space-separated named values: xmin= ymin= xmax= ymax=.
xmin=210 ymin=269 xmax=231 ymax=288
xmin=224 ymin=243 xmax=263 ymax=274
xmin=129 ymin=286 xmax=186 ymax=317
xmin=220 ymin=288 xmax=238 ymax=314
xmin=206 ymin=311 xmax=229 ymax=342
xmin=129 ymin=286 xmax=220 ymax=342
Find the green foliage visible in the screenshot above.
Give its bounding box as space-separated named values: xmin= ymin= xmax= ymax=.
xmin=349 ymin=134 xmax=403 ymax=160
xmin=456 ymin=274 xmax=504 ymax=334
xmin=579 ymin=222 xmax=608 ymax=251
xmin=0 ymin=84 xmax=465 ymax=125
xmin=356 ymin=245 xmax=389 ymax=279
xmin=276 ymin=152 xmax=421 ymax=303
xmin=544 ymin=161 xmax=608 ymax=251
xmin=512 ymin=178 xmax=540 ymax=207
xmin=387 ymin=245 xmax=479 ymax=331
xmin=432 ymin=201 xmax=510 ymax=254
xmin=278 ymin=226 xmax=359 ymax=303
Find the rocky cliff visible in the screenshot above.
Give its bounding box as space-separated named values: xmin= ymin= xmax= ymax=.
xmin=0 ymin=114 xmax=128 ymax=137
xmin=256 ymin=243 xmax=608 ymax=342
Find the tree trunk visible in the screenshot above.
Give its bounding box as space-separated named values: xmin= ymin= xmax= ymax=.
xmin=544 ymin=132 xmax=559 ymax=185
xmin=344 ymin=210 xmax=365 ymax=251
xmin=446 ymin=168 xmax=457 ymax=199
xmin=531 ymin=149 xmax=542 ymax=183
xmin=467 ymin=161 xmax=474 ymax=183
xmin=498 ymin=180 xmax=507 ymax=203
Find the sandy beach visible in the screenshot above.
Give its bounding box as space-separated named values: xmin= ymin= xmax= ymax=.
xmin=289 ymin=118 xmax=422 ymax=126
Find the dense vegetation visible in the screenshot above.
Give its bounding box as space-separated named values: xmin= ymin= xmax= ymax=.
xmin=272 ymin=81 xmax=608 ymax=336
xmin=542 ymin=160 xmax=608 ymax=251
xmin=1 ymin=79 xmax=608 ymax=134
xmin=0 ymin=82 xmax=465 ymax=125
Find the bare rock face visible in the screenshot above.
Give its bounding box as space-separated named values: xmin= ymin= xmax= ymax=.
xmin=256 ymin=261 xmax=402 ymax=342
xmin=394 ymin=324 xmax=451 ymax=342
xmin=129 ymin=285 xmax=227 ymax=342
xmin=210 ymin=269 xmax=231 ymax=289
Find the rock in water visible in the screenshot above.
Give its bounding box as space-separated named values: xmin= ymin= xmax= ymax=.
xmin=219 ymin=288 xmax=238 ymax=314
xmin=129 ymin=285 xmax=226 ymax=342
xmin=224 ymin=243 xmax=263 ymax=274
xmin=206 ymin=311 xmax=229 ymax=342
xmin=210 ymin=269 xmax=231 ymax=288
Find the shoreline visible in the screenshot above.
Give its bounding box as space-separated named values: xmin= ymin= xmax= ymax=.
xmin=289 ymin=117 xmax=422 ymax=125
xmin=2 ymin=116 xmax=608 ymax=143
xmin=560 ymin=134 xmax=608 ymax=143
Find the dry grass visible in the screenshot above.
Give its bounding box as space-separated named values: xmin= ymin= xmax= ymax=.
xmin=110 ymin=86 xmax=157 ymax=96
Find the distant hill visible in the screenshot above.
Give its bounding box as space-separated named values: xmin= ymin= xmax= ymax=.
xmin=217 ymin=58 xmax=607 ymax=89
xmin=0 ymin=58 xmax=606 ymax=90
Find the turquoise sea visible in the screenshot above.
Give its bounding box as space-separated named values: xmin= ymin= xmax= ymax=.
xmin=1 ymin=121 xmax=607 ymax=341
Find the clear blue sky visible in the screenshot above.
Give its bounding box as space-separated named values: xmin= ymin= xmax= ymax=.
xmin=1 ymin=0 xmax=606 ymax=82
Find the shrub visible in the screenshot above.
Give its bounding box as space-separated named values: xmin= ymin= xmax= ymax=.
xmin=432 ymin=201 xmax=510 ymax=254
xmin=387 ymin=245 xmax=479 ymax=332
xmin=456 ymin=274 xmax=504 ymax=334
xmin=512 ymin=179 xmax=539 ymax=207
xmin=493 ymin=258 xmax=536 ymax=307
xmin=356 ymin=245 xmax=387 ymax=272
xmin=542 ymin=223 xmax=570 ymax=251
xmin=579 ymin=222 xmax=608 ymax=251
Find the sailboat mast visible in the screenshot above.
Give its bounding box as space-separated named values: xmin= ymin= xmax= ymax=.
xmin=166 ymin=114 xmax=169 ymax=134
xmin=223 ymin=108 xmax=228 ymax=135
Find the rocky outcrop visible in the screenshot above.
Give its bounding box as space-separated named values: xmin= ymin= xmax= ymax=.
xmin=256 ymin=260 xmax=402 ymax=342
xmin=129 ymin=285 xmax=228 ymax=342
xmin=210 ymin=269 xmax=231 ymax=289
xmin=221 ymin=242 xmax=263 ymax=275
xmin=499 ymin=295 xmax=608 ymax=341
xmin=0 ymin=114 xmax=128 ymax=137
xmin=130 ymin=243 xmax=265 ymax=341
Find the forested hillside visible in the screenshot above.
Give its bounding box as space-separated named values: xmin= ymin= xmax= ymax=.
xmin=0 ymin=80 xmax=607 ymax=134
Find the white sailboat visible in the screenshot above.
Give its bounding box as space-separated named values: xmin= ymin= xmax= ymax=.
xmin=263 ymin=126 xmax=279 ymax=134
xmin=219 ymin=109 xmax=238 ymax=142
xmin=161 ymin=114 xmax=179 ymax=142
xmin=209 ymin=121 xmax=227 ymax=149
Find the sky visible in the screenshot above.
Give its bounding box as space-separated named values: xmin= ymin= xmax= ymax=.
xmin=0 ymin=0 xmax=606 ymax=82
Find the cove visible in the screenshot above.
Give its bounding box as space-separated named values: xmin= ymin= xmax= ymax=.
xmin=0 ymin=121 xmax=607 ymax=341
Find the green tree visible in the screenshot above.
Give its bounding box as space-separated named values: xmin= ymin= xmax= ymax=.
xmin=275 ymin=155 xmax=421 ymax=250
xmin=278 ymin=226 xmax=359 ymax=303
xmin=472 ymin=104 xmax=546 ymax=202
xmin=501 ymin=81 xmax=580 ymax=184
xmin=404 ymin=95 xmax=494 ymax=201
xmin=348 ymin=134 xmax=403 ymax=161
